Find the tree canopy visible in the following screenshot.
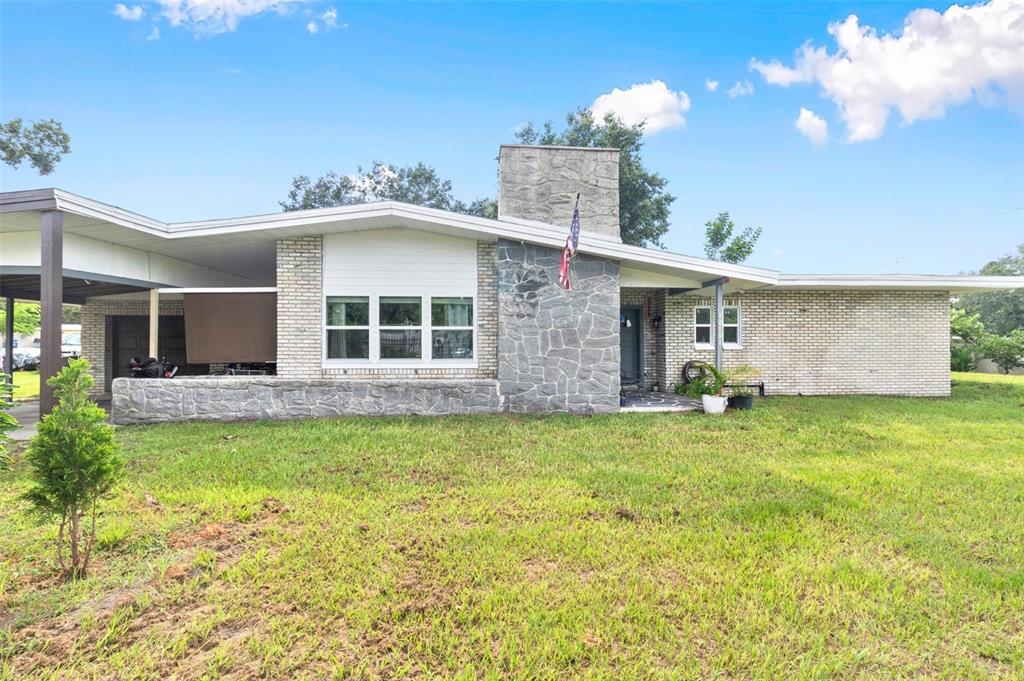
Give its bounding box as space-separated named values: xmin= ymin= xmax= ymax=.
xmin=281 ymin=162 xmax=496 ymax=218
xmin=0 ymin=302 xmax=41 ymax=336
xmin=956 ymin=243 xmax=1024 ymax=336
xmin=514 ymin=110 xmax=674 ymax=248
xmin=702 ymin=212 xmax=763 ymax=264
xmin=0 ymin=118 xmax=71 ymax=175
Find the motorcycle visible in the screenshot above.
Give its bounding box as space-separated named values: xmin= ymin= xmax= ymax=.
xmin=128 ymin=356 xmax=179 ymax=379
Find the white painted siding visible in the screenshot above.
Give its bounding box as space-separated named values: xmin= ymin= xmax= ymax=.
xmin=323 ymin=228 xmax=476 ymax=296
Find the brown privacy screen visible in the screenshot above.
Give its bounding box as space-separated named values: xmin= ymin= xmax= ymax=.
xmin=183 ymin=293 xmax=277 ymax=364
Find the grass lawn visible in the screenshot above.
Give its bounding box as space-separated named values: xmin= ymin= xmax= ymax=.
xmin=8 ymin=371 xmax=39 ymax=402
xmin=1 ymin=373 xmax=1022 ymax=679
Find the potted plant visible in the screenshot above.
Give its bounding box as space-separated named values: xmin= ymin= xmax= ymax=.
xmin=726 ymin=365 xmax=761 ymax=410
xmin=676 ymin=362 xmax=727 ymax=415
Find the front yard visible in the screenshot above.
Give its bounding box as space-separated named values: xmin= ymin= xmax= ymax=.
xmin=1 ymin=373 xmax=1022 ymax=679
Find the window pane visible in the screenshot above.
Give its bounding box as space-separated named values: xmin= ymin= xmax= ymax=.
xmin=695 ymin=327 xmax=711 ymax=344
xmin=380 ymin=297 xmax=421 ymax=326
xmin=695 ymin=307 xmax=711 ymax=325
xmin=326 ymin=329 xmax=369 ymax=359
xmin=327 ymin=296 xmax=369 ymax=326
xmin=724 ymin=326 xmax=739 ymax=344
xmin=724 ymin=307 xmax=739 ymax=325
xmin=431 ymin=297 xmax=473 ymax=326
xmin=432 ymin=330 xmax=473 ymax=359
xmin=380 ymin=329 xmax=421 ymax=358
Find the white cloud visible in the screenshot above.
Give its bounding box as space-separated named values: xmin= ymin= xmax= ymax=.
xmin=590 ymin=80 xmax=691 ymax=133
xmin=727 ymin=80 xmax=754 ymax=98
xmin=322 ymin=7 xmax=337 ymax=28
xmin=146 ymin=26 xmax=161 ymax=41
xmin=705 ymin=79 xmax=719 ymax=92
xmin=751 ymin=0 xmax=1024 ymax=141
xmin=306 ymin=21 xmax=318 ymax=34
xmin=114 ymin=4 xmax=144 ymax=21
xmin=795 ymin=107 xmax=829 ymax=146
xmin=156 ymin=0 xmax=300 ymax=36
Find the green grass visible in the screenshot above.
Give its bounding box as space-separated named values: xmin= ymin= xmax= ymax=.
xmin=9 ymin=371 xmax=39 ymax=402
xmin=1 ymin=373 xmax=1022 ymax=679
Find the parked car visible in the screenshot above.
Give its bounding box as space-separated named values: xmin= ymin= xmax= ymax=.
xmin=62 ymin=331 xmax=81 ymax=357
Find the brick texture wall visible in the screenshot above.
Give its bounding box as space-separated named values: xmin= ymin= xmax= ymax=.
xmin=619 ymin=288 xmax=660 ymax=390
xmin=658 ymin=289 xmax=950 ymax=396
xmin=80 ymin=297 xmax=184 ymax=395
xmin=276 ymin=237 xmax=323 ymax=379
xmin=279 ymin=237 xmax=500 ymax=380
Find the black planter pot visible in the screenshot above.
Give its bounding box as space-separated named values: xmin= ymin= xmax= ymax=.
xmin=729 ymin=395 xmax=755 ymax=410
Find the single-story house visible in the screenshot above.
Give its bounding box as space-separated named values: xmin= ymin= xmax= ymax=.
xmin=2 ymin=144 xmax=1021 ymax=423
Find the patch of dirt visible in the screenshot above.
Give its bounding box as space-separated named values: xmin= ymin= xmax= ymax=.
xmin=7 ymin=497 xmax=285 ymax=678
xmin=614 ymin=507 xmax=638 ymax=522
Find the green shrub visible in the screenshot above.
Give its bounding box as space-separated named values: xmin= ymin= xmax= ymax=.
xmin=977 ymin=331 xmax=1024 ymax=375
xmin=951 ymin=346 xmax=978 ymax=372
xmin=0 ymin=379 xmax=16 ymax=472
xmin=675 ymin=362 xmax=726 ymax=399
xmin=22 ymin=358 xmax=123 ymax=579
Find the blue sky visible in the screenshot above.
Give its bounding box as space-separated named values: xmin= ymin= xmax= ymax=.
xmin=1 ymin=0 xmax=1021 ymax=275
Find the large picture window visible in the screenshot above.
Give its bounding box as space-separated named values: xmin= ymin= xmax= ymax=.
xmin=324 ymin=294 xmax=476 ymax=365
xmin=431 ymin=297 xmax=474 ymax=359
xmin=326 ymin=296 xmax=370 ymax=359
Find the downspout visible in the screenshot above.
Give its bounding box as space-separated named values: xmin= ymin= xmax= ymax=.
xmin=715 ymin=281 xmax=724 ymax=373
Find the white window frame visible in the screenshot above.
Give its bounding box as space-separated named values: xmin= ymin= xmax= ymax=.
xmin=323 ymin=293 xmax=478 ymax=369
xmin=429 ymin=296 xmax=475 ymax=361
xmin=324 ymin=296 xmax=371 ymax=361
xmin=693 ymin=304 xmax=742 ymax=350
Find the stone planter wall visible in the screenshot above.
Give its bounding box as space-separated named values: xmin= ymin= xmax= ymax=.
xmin=112 ymin=377 xmax=500 ymax=424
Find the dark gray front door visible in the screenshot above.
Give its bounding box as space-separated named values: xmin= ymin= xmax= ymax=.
xmin=620 ymin=306 xmax=642 ymax=385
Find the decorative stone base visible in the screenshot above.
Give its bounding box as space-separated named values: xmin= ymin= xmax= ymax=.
xmin=111 ymin=377 xmax=500 ymax=424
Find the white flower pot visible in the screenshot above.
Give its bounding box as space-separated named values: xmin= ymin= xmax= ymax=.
xmin=701 ymin=394 xmax=728 ymax=415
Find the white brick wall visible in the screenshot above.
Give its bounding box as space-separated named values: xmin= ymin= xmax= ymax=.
xmin=656 ymin=289 xmax=950 ymax=396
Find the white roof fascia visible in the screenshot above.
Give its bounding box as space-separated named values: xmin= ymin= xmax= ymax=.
xmin=775 ymin=274 xmax=1024 ymax=292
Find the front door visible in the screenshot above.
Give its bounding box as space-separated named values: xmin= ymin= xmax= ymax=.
xmin=619 ymin=306 xmax=642 ymax=386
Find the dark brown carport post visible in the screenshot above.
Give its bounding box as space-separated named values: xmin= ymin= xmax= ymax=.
xmin=3 ymin=296 xmax=13 ymax=391
xmin=39 ymin=210 xmax=63 ymax=415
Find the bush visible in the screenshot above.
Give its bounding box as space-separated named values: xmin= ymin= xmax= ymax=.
xmin=950 ymin=346 xmax=978 ymax=372
xmin=0 ymin=379 xmax=16 ymax=472
xmin=726 ymin=365 xmax=761 ymax=397
xmin=676 ymin=362 xmax=726 ymax=399
xmin=22 ymin=359 xmax=123 ymax=579
xmin=977 ymin=330 xmax=1024 ymax=375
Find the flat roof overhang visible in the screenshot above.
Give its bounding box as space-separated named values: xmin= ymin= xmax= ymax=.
xmin=0 ymin=268 xmax=151 ymax=303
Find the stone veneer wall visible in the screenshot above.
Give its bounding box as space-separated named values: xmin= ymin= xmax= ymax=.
xmin=80 ymin=298 xmax=185 ymax=395
xmin=498 ymin=145 xmax=621 ymax=240
xmin=112 ymin=377 xmax=499 ymax=424
xmin=619 ymin=288 xmax=660 ymax=391
xmin=497 ymin=239 xmax=620 ymax=413
xmin=659 ymin=289 xmax=950 ymax=396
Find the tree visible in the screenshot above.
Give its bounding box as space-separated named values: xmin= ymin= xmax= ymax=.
xmin=977 ymin=330 xmax=1024 ymax=375
xmin=281 ymin=161 xmax=495 ymax=217
xmin=950 ymin=308 xmax=985 ymax=372
xmin=702 ymin=212 xmax=762 ymax=264
xmin=956 ymin=244 xmax=1024 ymax=336
xmin=22 ymin=359 xmax=123 ymax=579
xmin=0 ymin=118 xmax=71 ymax=175
xmin=515 ymin=110 xmax=675 ymax=248
xmin=0 ymin=301 xmax=41 ymax=336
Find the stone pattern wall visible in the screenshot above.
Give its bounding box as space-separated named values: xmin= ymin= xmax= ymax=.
xmin=276 ymin=237 xmax=323 ymax=379
xmin=80 ymin=298 xmax=184 ymax=395
xmin=497 ymin=239 xmax=620 ymax=413
xmin=659 ymin=290 xmax=950 ymax=396
xmin=498 ymin=145 xmax=620 ymax=240
xmin=619 ymin=288 xmax=660 ymax=391
xmin=111 ymin=377 xmax=499 ymax=424
xmin=320 ymin=241 xmax=499 ymax=379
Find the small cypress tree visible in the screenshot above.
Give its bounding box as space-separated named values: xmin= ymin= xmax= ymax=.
xmin=22 ymin=358 xmax=123 ymax=579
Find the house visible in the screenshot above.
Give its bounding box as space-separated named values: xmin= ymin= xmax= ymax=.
xmin=2 ymin=144 xmax=1021 ymax=423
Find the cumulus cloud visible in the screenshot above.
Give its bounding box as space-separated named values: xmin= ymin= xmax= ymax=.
xmin=156 ymin=0 xmax=299 ymax=36
xmin=306 ymin=21 xmax=318 ymax=34
xmin=728 ymin=80 xmax=754 ymax=98
xmin=114 ymin=4 xmax=144 ymax=21
xmin=705 ymin=79 xmax=719 ymax=92
xmin=322 ymin=7 xmax=338 ymax=28
xmin=795 ymin=108 xmax=829 ymax=145
xmin=590 ymin=80 xmax=691 ymax=133
xmin=146 ymin=26 xmax=161 ymax=41
xmin=751 ymin=0 xmax=1024 ymax=141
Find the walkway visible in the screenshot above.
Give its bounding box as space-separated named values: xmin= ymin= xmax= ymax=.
xmin=620 ymin=392 xmax=702 ymax=413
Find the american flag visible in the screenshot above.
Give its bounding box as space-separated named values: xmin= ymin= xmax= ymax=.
xmin=558 ymin=194 xmax=581 ymax=290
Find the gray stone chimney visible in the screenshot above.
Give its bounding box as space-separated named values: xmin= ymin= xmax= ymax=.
xmin=498 ymin=144 xmax=620 ymax=241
